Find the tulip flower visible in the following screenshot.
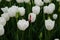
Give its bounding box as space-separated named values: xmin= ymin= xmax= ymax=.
xmin=1 ymin=13 xmax=10 ymax=21
xmin=16 ymin=0 xmax=24 ymax=3
xmin=8 ymin=6 xmax=18 ymax=17
xmin=45 ymin=19 xmax=55 ymax=31
xmin=17 ymin=19 xmax=29 ymax=31
xmin=18 ymin=7 xmax=25 ymax=16
xmin=0 ymin=24 xmax=4 ymax=36
xmin=53 ymin=14 xmax=58 ymax=20
xmin=0 ymin=17 xmax=6 ymax=26
xmin=28 ymin=13 xmax=36 ymax=23
xmin=34 ymin=0 xmax=44 ymax=6
xmin=32 ymin=6 xmax=40 ymax=15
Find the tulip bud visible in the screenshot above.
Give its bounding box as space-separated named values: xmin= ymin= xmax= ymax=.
xmin=17 ymin=19 xmax=29 ymax=31
xmin=45 ymin=19 xmax=55 ymax=31
xmin=28 ymin=13 xmax=36 ymax=23
xmin=32 ymin=6 xmax=40 ymax=15
xmin=18 ymin=7 xmax=25 ymax=16
xmin=53 ymin=14 xmax=58 ymax=20
xmin=34 ymin=0 xmax=44 ymax=6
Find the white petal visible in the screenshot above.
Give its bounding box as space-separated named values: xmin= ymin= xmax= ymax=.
xmin=54 ymin=38 xmax=59 ymax=40
xmin=18 ymin=7 xmax=25 ymax=16
xmin=1 ymin=7 xmax=9 ymax=13
xmin=8 ymin=6 xmax=18 ymax=17
xmin=32 ymin=6 xmax=40 ymax=15
xmin=0 ymin=24 xmax=4 ymax=36
xmin=0 ymin=17 xmax=6 ymax=26
xmin=53 ymin=14 xmax=58 ymax=20
xmin=1 ymin=13 xmax=10 ymax=21
xmin=28 ymin=13 xmax=36 ymax=22
xmin=17 ymin=19 xmax=29 ymax=31
xmin=45 ymin=19 xmax=55 ymax=31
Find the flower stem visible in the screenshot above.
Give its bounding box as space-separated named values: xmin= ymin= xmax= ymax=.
xmin=21 ymin=31 xmax=24 ymax=40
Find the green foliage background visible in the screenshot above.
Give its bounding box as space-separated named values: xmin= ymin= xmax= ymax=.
xmin=0 ymin=0 xmax=60 ymax=40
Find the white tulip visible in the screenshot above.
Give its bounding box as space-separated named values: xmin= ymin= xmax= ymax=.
xmin=45 ymin=19 xmax=55 ymax=31
xmin=17 ymin=19 xmax=29 ymax=31
xmin=18 ymin=7 xmax=25 ymax=16
xmin=28 ymin=13 xmax=36 ymax=22
xmin=0 ymin=25 xmax=4 ymax=36
xmin=1 ymin=7 xmax=9 ymax=13
xmin=32 ymin=6 xmax=40 ymax=15
xmin=43 ymin=0 xmax=51 ymax=3
xmin=44 ymin=6 xmax=48 ymax=14
xmin=6 ymin=0 xmax=11 ymax=2
xmin=54 ymin=38 xmax=59 ymax=40
xmin=0 ymin=17 xmax=6 ymax=26
xmin=8 ymin=6 xmax=18 ymax=17
xmin=48 ymin=3 xmax=55 ymax=11
xmin=34 ymin=0 xmax=44 ymax=6
xmin=44 ymin=3 xmax=55 ymax=14
xmin=16 ymin=0 xmax=24 ymax=3
xmin=53 ymin=14 xmax=58 ymax=20
xmin=1 ymin=13 xmax=10 ymax=21
xmin=24 ymin=0 xmax=30 ymax=3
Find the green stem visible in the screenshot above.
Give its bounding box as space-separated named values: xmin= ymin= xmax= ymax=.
xmin=21 ymin=31 xmax=24 ymax=40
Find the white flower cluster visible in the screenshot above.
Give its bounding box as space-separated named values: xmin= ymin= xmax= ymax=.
xmin=0 ymin=5 xmax=26 ymax=36
xmin=44 ymin=3 xmax=55 ymax=14
xmin=16 ymin=0 xmax=30 ymax=3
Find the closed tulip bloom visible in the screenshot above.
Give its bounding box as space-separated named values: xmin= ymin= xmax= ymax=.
xmin=16 ymin=0 xmax=24 ymax=3
xmin=6 ymin=0 xmax=11 ymax=2
xmin=32 ymin=6 xmax=40 ymax=15
xmin=1 ymin=7 xmax=9 ymax=13
xmin=43 ymin=0 xmax=51 ymax=3
xmin=34 ymin=0 xmax=44 ymax=6
xmin=44 ymin=6 xmax=48 ymax=14
xmin=45 ymin=19 xmax=55 ymax=31
xmin=53 ymin=14 xmax=58 ymax=20
xmin=0 ymin=25 xmax=4 ymax=36
xmin=8 ymin=6 xmax=18 ymax=17
xmin=54 ymin=38 xmax=59 ymax=40
xmin=17 ymin=19 xmax=29 ymax=31
xmin=28 ymin=13 xmax=36 ymax=22
xmin=0 ymin=17 xmax=6 ymax=26
xmin=1 ymin=13 xmax=10 ymax=21
xmin=18 ymin=7 xmax=25 ymax=16
xmin=24 ymin=0 xmax=30 ymax=3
